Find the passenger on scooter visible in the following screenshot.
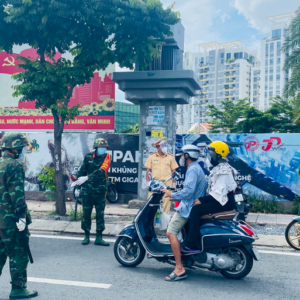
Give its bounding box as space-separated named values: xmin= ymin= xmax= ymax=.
xmin=161 ymin=144 xmax=206 ymax=281
xmin=182 ymin=141 xmax=238 ymax=253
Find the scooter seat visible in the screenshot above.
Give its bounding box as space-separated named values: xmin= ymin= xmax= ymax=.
xmin=200 ymin=210 xmax=236 ymax=220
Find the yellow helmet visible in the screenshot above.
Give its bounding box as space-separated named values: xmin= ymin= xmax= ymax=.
xmin=209 ymin=141 xmax=229 ymax=159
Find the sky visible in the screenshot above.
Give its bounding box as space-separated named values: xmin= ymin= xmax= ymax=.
xmin=116 ymin=0 xmax=300 ymax=102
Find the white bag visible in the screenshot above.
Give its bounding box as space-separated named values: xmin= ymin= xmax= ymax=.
xmin=159 ymin=208 xmax=170 ymax=230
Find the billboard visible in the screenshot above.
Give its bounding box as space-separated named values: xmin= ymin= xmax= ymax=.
xmin=177 ymin=133 xmax=300 ymax=201
xmin=0 ymin=47 xmax=115 ymax=131
xmin=1 ymin=131 xmax=298 ymax=200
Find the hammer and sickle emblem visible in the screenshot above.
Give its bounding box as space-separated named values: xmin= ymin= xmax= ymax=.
xmin=2 ymin=56 xmax=15 ymax=67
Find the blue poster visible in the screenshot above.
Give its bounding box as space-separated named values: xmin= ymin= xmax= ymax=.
xmin=176 ymin=133 xmax=300 ymax=201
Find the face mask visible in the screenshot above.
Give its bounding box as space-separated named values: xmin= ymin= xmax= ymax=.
xmin=161 ymin=146 xmax=168 ymax=154
xmin=179 ymin=157 xmax=185 ymax=167
xmin=15 ymin=148 xmax=24 ymax=159
xmin=97 ymin=148 xmax=106 ymax=156
xmin=18 ymin=149 xmax=24 ymax=159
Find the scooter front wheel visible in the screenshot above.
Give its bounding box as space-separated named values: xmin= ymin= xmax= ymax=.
xmin=114 ymin=237 xmax=145 ymax=267
xmin=220 ymin=246 xmax=253 ymax=280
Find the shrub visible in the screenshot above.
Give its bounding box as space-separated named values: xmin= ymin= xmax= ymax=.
xmin=37 ymin=166 xmax=56 ymax=201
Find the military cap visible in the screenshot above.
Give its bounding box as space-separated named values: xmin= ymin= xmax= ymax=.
xmin=1 ymin=132 xmax=28 ymax=149
xmin=93 ymin=138 xmax=108 ymax=149
xmin=152 ymin=137 xmax=167 ymax=148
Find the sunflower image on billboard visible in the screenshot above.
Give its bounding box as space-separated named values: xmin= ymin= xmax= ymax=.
xmin=0 ymin=47 xmax=115 ymax=131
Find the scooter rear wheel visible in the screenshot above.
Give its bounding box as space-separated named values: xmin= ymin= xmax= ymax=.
xmin=114 ymin=237 xmax=145 ymax=267
xmin=220 ymin=246 xmax=253 ymax=280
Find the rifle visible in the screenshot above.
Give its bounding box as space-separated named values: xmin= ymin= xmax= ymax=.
xmin=15 ymin=218 xmax=34 ymax=264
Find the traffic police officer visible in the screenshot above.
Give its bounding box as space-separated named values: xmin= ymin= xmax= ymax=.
xmin=72 ymin=138 xmax=111 ymax=246
xmin=145 ymin=137 xmax=179 ymax=214
xmin=0 ymin=133 xmax=38 ymax=299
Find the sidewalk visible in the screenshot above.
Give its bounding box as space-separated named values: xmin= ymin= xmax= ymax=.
xmin=27 ymin=201 xmax=297 ymax=248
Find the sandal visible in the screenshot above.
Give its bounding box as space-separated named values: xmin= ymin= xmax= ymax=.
xmin=164 ymin=272 xmax=188 ymax=282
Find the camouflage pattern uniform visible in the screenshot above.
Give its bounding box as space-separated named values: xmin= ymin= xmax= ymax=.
xmin=78 ymin=139 xmax=110 ymax=234
xmin=0 ymin=133 xmax=32 ymax=290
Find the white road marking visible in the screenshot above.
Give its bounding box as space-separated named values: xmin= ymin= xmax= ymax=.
xmin=31 ymin=234 xmax=116 ymax=243
xmin=27 ymin=277 xmax=111 ymax=289
xmin=258 ymin=250 xmax=300 ymax=257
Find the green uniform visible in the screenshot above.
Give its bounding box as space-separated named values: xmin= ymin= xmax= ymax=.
xmin=0 ymin=152 xmax=31 ymax=289
xmin=78 ymin=152 xmax=108 ymax=233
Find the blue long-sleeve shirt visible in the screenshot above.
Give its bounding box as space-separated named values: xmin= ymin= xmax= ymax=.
xmin=171 ymin=161 xmax=206 ymax=218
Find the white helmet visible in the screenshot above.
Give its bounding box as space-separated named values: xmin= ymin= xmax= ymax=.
xmin=177 ymin=144 xmax=200 ymax=160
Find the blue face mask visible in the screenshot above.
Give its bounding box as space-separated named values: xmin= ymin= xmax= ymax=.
xmin=97 ymin=148 xmax=106 ymax=156
xmin=17 ymin=148 xmax=24 ymax=159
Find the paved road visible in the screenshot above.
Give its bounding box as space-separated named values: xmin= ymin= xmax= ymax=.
xmin=0 ymin=234 xmax=299 ymax=300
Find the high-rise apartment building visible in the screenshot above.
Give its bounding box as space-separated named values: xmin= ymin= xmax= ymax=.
xmin=177 ymin=42 xmax=260 ymax=133
xmin=260 ymin=12 xmax=295 ymax=110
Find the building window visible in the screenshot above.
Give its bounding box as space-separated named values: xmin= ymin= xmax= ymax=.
xmin=221 ymin=53 xmax=224 ymax=58
xmin=272 ymin=29 xmax=282 ymax=39
xmin=269 ymin=75 xmax=273 ymax=81
xmin=254 ymin=77 xmax=257 ymax=82
xmin=244 ymin=52 xmax=249 ymax=59
xmin=254 ymin=84 xmax=257 ymax=89
xmin=270 ymin=43 xmax=274 ymax=50
xmin=265 ymin=92 xmax=268 ymax=98
xmin=226 ymin=53 xmax=231 ymax=60
xmin=269 ymin=82 xmax=273 ymax=89
xmin=254 ymin=91 xmax=257 ymax=96
xmin=265 ymin=83 xmax=268 ymax=89
xmin=276 ymin=66 xmax=281 ymax=73
xmin=269 ymin=91 xmax=273 ymax=97
xmin=276 ymin=82 xmax=280 ymax=89
xmin=265 ymin=67 xmax=268 ymax=74
xmin=277 ymin=58 xmax=281 ymax=64
xmin=221 ymin=59 xmax=224 ymax=64
xmin=276 ymin=90 xmax=280 ymax=95
xmin=265 ymin=59 xmax=268 ymax=66
xmin=270 ymin=67 xmax=273 ymax=74
xmin=276 ymin=74 xmax=280 ymax=81
xmin=254 ymin=70 xmax=259 ymax=76
xmin=270 ymin=59 xmax=274 ymax=65
xmin=234 ymin=52 xmax=243 ymax=59
xmin=265 ymin=75 xmax=268 ymax=82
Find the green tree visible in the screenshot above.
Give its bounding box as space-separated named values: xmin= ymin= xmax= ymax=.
xmin=207 ymin=96 xmax=300 ymax=133
xmin=282 ymin=9 xmax=300 ymax=98
xmin=0 ymin=0 xmax=179 ymax=215
xmin=207 ymin=98 xmax=250 ymax=133
xmin=118 ymin=123 xmax=139 ymax=134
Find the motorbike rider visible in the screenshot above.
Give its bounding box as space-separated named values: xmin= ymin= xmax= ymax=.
xmin=182 ymin=141 xmax=238 ymax=253
xmin=161 ymin=145 xmax=206 ymax=281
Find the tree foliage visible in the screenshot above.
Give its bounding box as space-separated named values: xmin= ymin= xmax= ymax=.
xmin=117 ymin=123 xmax=139 ymax=133
xmin=282 ymin=9 xmax=300 ymax=98
xmin=0 ymin=0 xmax=179 ymax=214
xmin=207 ymin=96 xmax=300 ymax=133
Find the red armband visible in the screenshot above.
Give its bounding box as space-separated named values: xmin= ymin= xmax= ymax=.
xmin=100 ymin=153 xmax=111 ymax=173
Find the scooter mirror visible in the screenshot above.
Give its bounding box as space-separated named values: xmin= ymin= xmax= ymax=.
xmin=172 ymin=171 xmax=180 ymax=181
xmin=148 ymin=172 xmax=153 ymax=181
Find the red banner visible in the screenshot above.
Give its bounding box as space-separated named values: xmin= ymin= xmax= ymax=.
xmin=0 ymin=116 xmax=114 ymax=130
xmin=0 ymin=47 xmax=115 ymax=131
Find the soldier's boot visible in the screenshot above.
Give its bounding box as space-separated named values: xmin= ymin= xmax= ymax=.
xmin=82 ymin=231 xmax=90 ymax=245
xmin=9 ymin=288 xmax=38 ymax=299
xmin=94 ymin=233 xmax=110 ymax=246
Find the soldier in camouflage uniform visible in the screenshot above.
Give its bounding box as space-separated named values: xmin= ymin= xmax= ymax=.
xmin=72 ymin=138 xmax=111 ymax=246
xmin=0 ymin=133 xmax=38 ymax=299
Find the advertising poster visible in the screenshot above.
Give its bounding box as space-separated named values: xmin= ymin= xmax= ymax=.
xmin=176 ymin=133 xmax=300 ymax=201
xmin=0 ymin=47 xmax=115 ymax=131
xmin=17 ymin=133 xmax=139 ymax=195
xmin=1 ymin=131 xmax=299 ymax=200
